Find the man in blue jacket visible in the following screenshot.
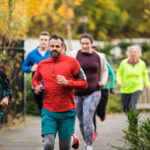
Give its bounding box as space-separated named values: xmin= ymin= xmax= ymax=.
xmin=22 ymin=31 xmax=50 ymax=112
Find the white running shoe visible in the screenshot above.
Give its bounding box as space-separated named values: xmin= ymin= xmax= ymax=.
xmin=86 ymin=145 xmax=93 ymax=150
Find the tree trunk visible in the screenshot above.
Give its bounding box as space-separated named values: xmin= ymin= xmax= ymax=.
xmin=65 ymin=0 xmax=72 ymax=51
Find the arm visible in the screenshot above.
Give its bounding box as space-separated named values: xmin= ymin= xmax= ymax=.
xmin=67 ymin=68 xmax=87 ymax=89
xmin=32 ymin=64 xmax=43 ymax=94
xmin=21 ymin=53 xmax=32 ymax=73
xmin=57 ymin=59 xmax=87 ymax=90
xmin=98 ymin=53 xmax=108 ymax=87
xmin=0 ymin=68 xmax=12 ymax=106
xmin=107 ymin=62 xmax=115 ymax=89
xmin=116 ymin=61 xmax=124 ymax=87
xmin=142 ymin=62 xmax=150 ymax=87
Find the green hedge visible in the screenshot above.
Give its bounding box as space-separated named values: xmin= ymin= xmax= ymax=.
xmin=26 ymin=74 xmax=40 ymax=115
xmin=107 ymin=94 xmax=123 ymax=114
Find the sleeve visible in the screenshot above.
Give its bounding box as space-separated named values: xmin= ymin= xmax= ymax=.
xmin=142 ymin=62 xmax=150 ymax=87
xmin=21 ymin=53 xmax=32 ymax=73
xmin=99 ymin=53 xmax=108 ymax=84
xmin=107 ymin=62 xmax=115 ymax=89
xmin=32 ymin=64 xmax=42 ymax=88
xmin=67 ymin=59 xmax=87 ymax=90
xmin=116 ymin=61 xmax=124 ymax=85
xmin=0 ymin=68 xmax=12 ymax=100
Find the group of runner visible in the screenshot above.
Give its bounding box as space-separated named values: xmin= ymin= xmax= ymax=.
xmin=1 ymin=31 xmax=150 ymax=150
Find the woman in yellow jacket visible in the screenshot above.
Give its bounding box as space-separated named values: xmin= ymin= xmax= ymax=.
xmin=116 ymin=45 xmax=150 ymax=112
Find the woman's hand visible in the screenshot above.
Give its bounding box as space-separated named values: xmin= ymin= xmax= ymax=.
xmin=98 ymin=81 xmax=105 ymax=88
xmin=0 ymin=97 xmax=9 ymax=106
xmin=148 ymin=85 xmax=150 ymax=92
xmin=118 ymin=84 xmax=123 ymax=88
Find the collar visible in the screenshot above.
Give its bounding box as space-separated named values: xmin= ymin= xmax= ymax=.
xmin=50 ymin=54 xmax=64 ymax=62
xmin=127 ymin=58 xmax=139 ymax=64
xmin=80 ymin=50 xmax=93 ymax=56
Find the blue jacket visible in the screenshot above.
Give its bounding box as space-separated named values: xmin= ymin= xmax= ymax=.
xmin=22 ymin=48 xmax=50 ymax=73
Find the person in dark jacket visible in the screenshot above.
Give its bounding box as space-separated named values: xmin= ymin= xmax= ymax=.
xmin=0 ymin=66 xmax=12 ymax=116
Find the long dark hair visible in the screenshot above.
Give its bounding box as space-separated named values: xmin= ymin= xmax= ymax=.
xmin=0 ymin=65 xmax=8 ymax=79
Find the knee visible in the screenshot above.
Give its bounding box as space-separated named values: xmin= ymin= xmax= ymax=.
xmin=59 ymin=139 xmax=70 ymax=150
xmin=59 ymin=144 xmax=66 ymax=150
xmin=44 ymin=141 xmax=53 ymax=150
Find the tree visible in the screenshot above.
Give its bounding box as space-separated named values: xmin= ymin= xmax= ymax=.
xmin=116 ymin=0 xmax=150 ymax=38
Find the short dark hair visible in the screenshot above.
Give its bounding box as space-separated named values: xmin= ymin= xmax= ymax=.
xmin=80 ymin=33 xmax=94 ymax=44
xmin=63 ymin=43 xmax=67 ymax=52
xmin=49 ymin=34 xmax=64 ymax=46
xmin=92 ymin=46 xmax=100 ymax=52
xmin=39 ymin=31 xmax=50 ymax=37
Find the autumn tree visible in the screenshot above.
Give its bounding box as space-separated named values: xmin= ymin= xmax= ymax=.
xmin=116 ymin=0 xmax=150 ymax=38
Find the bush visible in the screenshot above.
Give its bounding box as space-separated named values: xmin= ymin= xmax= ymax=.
xmin=107 ymin=94 xmax=123 ymax=113
xmin=26 ymin=74 xmax=40 ymax=115
xmin=112 ymin=108 xmax=150 ymax=150
xmin=118 ymin=40 xmax=133 ymax=57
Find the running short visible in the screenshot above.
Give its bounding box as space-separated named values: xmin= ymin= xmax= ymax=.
xmin=41 ymin=108 xmax=76 ymax=139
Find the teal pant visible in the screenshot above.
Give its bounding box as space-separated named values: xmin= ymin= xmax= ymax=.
xmin=41 ymin=108 xmax=76 ymax=139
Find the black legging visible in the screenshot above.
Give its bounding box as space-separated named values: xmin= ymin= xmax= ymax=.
xmin=32 ymin=89 xmax=44 ymax=112
xmin=93 ymin=89 xmax=108 ymax=132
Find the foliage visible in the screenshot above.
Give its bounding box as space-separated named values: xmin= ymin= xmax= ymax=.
xmin=141 ymin=42 xmax=150 ymax=66
xmin=74 ymin=0 xmax=128 ymax=40
xmin=118 ymin=40 xmax=133 ymax=57
xmin=1 ymin=0 xmax=150 ymax=40
xmin=116 ymin=0 xmax=150 ymax=38
xmin=100 ymin=42 xmax=114 ymax=55
xmin=26 ymin=0 xmax=83 ymax=37
xmin=0 ymin=0 xmax=28 ymax=125
xmin=112 ymin=108 xmax=150 ymax=150
xmin=0 ymin=40 xmax=24 ymax=125
xmin=26 ymin=74 xmax=40 ymax=116
xmin=0 ymin=0 xmax=29 ymax=40
xmin=107 ymin=94 xmax=122 ymax=114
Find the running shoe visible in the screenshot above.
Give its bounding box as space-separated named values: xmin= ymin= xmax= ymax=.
xmin=86 ymin=145 xmax=93 ymax=150
xmin=100 ymin=115 xmax=106 ymax=121
xmin=93 ymin=132 xmax=98 ymax=141
xmin=42 ymin=136 xmax=44 ymax=142
xmin=71 ymin=134 xmax=79 ymax=149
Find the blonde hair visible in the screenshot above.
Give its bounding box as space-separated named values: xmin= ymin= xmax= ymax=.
xmin=39 ymin=31 xmax=50 ymax=37
xmin=126 ymin=45 xmax=142 ymax=58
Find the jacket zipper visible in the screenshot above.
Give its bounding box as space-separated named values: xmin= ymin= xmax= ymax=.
xmin=53 ymin=60 xmax=55 ymax=76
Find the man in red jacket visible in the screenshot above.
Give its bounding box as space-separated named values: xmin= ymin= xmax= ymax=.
xmin=32 ymin=34 xmax=87 ymax=150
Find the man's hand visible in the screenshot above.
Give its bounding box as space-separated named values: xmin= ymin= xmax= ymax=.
xmin=31 ymin=63 xmax=38 ymax=72
xmin=57 ymin=75 xmax=68 ymax=86
xmin=98 ymin=81 xmax=105 ymax=89
xmin=0 ymin=97 xmax=9 ymax=106
xmin=34 ymin=85 xmax=43 ymax=94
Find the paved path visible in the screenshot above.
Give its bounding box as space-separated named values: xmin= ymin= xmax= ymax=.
xmin=0 ymin=113 xmax=149 ymax=150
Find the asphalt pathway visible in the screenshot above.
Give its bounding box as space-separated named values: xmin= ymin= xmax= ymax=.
xmin=0 ymin=113 xmax=149 ymax=150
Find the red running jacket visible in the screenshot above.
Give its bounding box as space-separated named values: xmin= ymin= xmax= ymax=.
xmin=32 ymin=54 xmax=87 ymax=112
